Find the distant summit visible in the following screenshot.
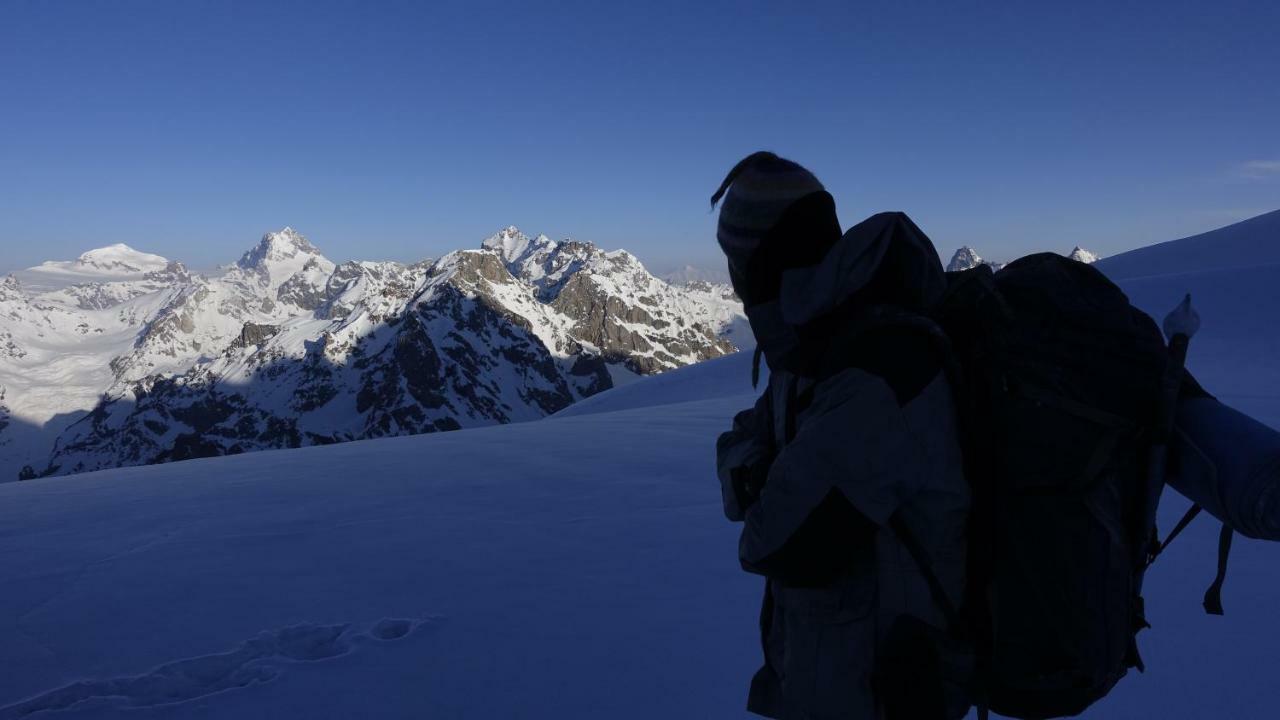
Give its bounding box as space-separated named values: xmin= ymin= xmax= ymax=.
xmin=73 ymin=244 xmax=171 ymax=275
xmin=236 ymin=227 xmax=328 ymax=271
xmin=23 ymin=243 xmax=170 ymax=284
xmin=947 ymin=246 xmax=984 ymax=272
xmin=661 ymin=265 xmax=731 ymax=286
xmin=230 ymin=228 xmax=336 ymax=302
xmin=947 ymin=245 xmax=1101 ymax=272
xmin=946 ymin=246 xmax=1005 ymax=272
xmin=1069 ymin=246 xmax=1100 ymax=264
xmin=481 ymin=226 xmax=555 ymax=266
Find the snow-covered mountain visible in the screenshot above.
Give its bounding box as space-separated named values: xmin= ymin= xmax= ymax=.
xmin=945 ymin=246 xmax=1006 ymax=272
xmin=0 ymin=267 xmax=182 ymax=481
xmin=947 ymin=244 xmax=1100 ymax=271
xmin=20 ymin=243 xmax=172 ymax=284
xmin=0 ymin=228 xmax=744 ymax=480
xmin=1068 ymin=246 xmax=1100 ymax=264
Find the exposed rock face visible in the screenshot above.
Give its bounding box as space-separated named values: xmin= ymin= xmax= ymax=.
xmin=10 ymin=226 xmax=746 ymax=479
xmin=550 ymin=272 xmax=732 ymax=373
xmin=321 ymin=261 xmax=419 ymax=322
xmin=238 ymin=323 xmax=279 ymax=348
xmin=276 ymin=258 xmax=333 ymax=311
xmin=486 ymin=228 xmax=740 ymax=373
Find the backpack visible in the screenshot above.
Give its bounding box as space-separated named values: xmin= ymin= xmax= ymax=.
xmin=874 ymin=253 xmax=1172 ymax=719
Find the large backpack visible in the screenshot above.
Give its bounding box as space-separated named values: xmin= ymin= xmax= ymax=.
xmin=889 ymin=254 xmax=1171 ymax=719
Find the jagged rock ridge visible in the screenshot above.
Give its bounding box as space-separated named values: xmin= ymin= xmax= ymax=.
xmin=0 ymin=228 xmax=745 ymax=479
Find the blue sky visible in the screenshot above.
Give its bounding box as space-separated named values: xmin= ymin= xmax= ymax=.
xmin=1 ymin=0 xmax=1277 ymax=275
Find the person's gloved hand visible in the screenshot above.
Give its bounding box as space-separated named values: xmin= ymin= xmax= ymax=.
xmin=717 ymin=400 xmax=776 ymax=522
xmin=731 ymin=461 xmax=771 ymax=514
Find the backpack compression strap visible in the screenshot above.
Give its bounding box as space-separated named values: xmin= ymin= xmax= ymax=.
xmin=1204 ymin=524 xmax=1234 ymax=615
xmin=1148 ymin=503 xmax=1234 ymax=615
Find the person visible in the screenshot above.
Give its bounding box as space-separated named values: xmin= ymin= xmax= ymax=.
xmin=713 ymin=152 xmax=971 ymax=719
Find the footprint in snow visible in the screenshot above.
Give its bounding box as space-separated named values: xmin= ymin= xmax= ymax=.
xmin=0 ymin=618 xmax=432 ymax=718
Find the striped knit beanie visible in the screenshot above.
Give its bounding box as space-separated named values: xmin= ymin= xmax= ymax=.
xmin=711 ymin=152 xmax=829 ymax=304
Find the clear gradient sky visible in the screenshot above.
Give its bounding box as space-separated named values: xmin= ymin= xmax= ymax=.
xmin=2 ymin=0 xmax=1277 ymax=275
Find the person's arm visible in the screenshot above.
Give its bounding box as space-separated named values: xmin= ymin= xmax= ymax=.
xmin=739 ymin=330 xmax=945 ymax=585
xmin=743 ymin=486 xmax=875 ymax=586
xmin=716 ymin=386 xmax=775 ymax=522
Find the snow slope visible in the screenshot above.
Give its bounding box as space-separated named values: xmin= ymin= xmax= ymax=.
xmin=554 ymin=350 xmax=764 ymax=419
xmin=1 ymin=215 xmax=1277 ymax=718
xmin=1098 ymin=208 xmax=1280 ymax=427
xmin=1 ymin=338 xmax=1277 ymax=719
xmin=1096 ymin=208 xmax=1280 ymax=280
xmin=0 ymin=395 xmax=762 ymax=719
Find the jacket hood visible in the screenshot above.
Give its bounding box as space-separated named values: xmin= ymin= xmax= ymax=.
xmin=751 ymin=212 xmax=947 ymax=372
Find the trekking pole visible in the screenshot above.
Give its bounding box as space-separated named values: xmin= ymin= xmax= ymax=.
xmin=1140 ymin=295 xmax=1199 ymax=578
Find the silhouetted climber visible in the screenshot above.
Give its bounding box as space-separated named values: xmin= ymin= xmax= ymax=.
xmin=714 ymin=152 xmax=971 ymax=719
xmin=710 ymin=151 xmax=1280 ymax=720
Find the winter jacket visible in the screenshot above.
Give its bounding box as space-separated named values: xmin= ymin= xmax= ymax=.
xmin=717 ymin=213 xmax=971 ymax=719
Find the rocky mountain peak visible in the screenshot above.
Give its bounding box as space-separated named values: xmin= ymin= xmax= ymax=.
xmin=481 ymin=226 xmax=558 ymax=265
xmin=432 ymin=250 xmax=517 ymax=292
xmin=145 ymin=260 xmax=192 ymax=280
xmin=947 ymin=246 xmax=1008 ymax=272
xmin=947 ymin=246 xmax=984 ymax=272
xmin=1069 ymin=246 xmax=1099 ymax=264
xmin=237 ymin=228 xmax=324 ymax=271
xmin=235 ymin=228 xmax=334 ymax=291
